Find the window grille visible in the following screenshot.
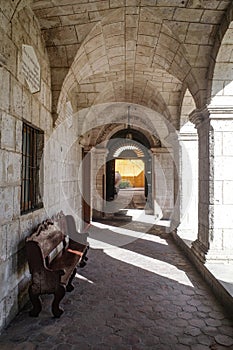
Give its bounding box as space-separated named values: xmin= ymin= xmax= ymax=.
xmin=21 ymin=122 xmax=44 ymax=214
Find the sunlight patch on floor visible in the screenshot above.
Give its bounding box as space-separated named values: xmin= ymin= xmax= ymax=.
xmin=75 ymin=273 xmax=94 ymax=284
xmin=126 ymin=209 xmax=170 ymax=226
xmin=100 ymin=243 xmax=194 ymax=287
xmin=92 ymin=222 xmax=168 ymax=245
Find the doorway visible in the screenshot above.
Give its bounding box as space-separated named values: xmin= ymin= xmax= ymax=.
xmin=105 ymin=137 xmax=153 ymax=213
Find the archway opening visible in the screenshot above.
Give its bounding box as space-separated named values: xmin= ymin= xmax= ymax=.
xmin=105 ymin=129 xmax=154 ymax=219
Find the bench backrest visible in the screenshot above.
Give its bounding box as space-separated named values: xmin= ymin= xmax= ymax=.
xmin=26 ymin=219 xmax=66 ymax=273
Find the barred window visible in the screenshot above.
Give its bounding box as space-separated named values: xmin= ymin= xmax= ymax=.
xmin=21 ymin=122 xmax=44 ymax=214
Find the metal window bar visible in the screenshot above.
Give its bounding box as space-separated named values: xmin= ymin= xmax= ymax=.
xmin=21 ymin=123 xmax=44 ymax=215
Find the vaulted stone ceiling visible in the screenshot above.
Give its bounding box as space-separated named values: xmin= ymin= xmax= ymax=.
xmin=31 ymin=0 xmax=232 ymax=129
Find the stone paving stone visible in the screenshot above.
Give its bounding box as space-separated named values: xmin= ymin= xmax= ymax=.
xmin=173 ymin=345 xmax=190 ymax=350
xmin=215 ymin=334 xmax=233 ymax=346
xmin=191 ymin=345 xmax=210 ymax=350
xmin=205 ymin=318 xmax=223 ymax=327
xmin=0 ymin=222 xmax=232 ymax=349
xmin=197 ymin=333 xmax=213 ymax=346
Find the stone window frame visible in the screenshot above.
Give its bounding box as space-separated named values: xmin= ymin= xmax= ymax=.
xmin=20 ymin=121 xmax=44 ymax=215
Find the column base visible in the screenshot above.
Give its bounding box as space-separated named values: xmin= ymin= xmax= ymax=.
xmin=191 ymin=239 xmax=233 ymax=263
xmin=191 ymin=239 xmax=209 ymax=263
xmin=205 ymin=249 xmax=233 ymax=263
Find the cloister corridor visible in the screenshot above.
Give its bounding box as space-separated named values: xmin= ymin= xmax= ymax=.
xmin=1 ymin=1 xmax=233 ymax=348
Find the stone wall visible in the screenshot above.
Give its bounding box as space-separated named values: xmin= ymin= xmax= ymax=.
xmin=153 ymin=148 xmax=174 ymax=221
xmin=0 ymin=4 xmax=52 ymax=330
xmin=43 ymin=116 xmax=83 ymax=232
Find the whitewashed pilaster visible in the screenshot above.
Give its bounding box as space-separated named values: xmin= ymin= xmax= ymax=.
xmin=177 ymin=122 xmax=198 ymax=243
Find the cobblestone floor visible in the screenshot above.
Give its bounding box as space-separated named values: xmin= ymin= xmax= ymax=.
xmin=0 ymin=221 xmax=232 ymax=350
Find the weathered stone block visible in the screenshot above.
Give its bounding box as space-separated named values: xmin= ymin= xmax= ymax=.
xmin=84 ymin=34 xmax=105 ymax=54
xmin=1 ymin=113 xmax=15 ymax=151
xmin=5 ymin=287 xmax=18 ymax=326
xmin=0 ymin=298 xmax=5 ymax=330
xmin=103 ymin=22 xmax=124 ymax=37
xmin=0 ymin=225 xmax=7 ymax=262
xmin=11 ymin=78 xmax=23 ymax=118
xmin=0 ymin=31 xmax=17 ymax=76
xmin=138 ymin=34 xmax=156 ymax=47
xmin=7 ymin=152 xmax=21 ymax=184
xmin=15 ymin=119 xmax=22 ymax=153
xmin=6 ymin=220 xmax=20 ymax=258
xmin=0 ymin=187 xmax=14 ymax=224
xmin=22 ymin=88 xmax=31 ymax=122
xmin=110 ymin=0 xmax=124 ymax=8
xmin=173 ymin=8 xmax=203 ymax=22
xmin=47 ymin=46 xmax=69 ymax=68
xmin=201 ymin=10 xmax=224 ymax=24
xmin=31 ymin=97 xmax=40 ymax=127
xmin=60 ymin=12 xmax=89 ymax=26
xmin=43 ymin=26 xmax=78 ymax=46
xmin=185 ymin=23 xmax=214 ymax=45
xmin=13 ymin=186 xmax=21 ymax=218
xmin=0 ymin=68 xmax=10 ymax=112
xmin=126 ymin=14 xmax=139 ymax=28
xmin=39 ymin=16 xmax=61 ymax=30
xmin=0 ymin=150 xmax=7 ymax=185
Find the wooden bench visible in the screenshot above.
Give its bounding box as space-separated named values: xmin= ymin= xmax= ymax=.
xmin=25 ymin=213 xmax=89 ymax=318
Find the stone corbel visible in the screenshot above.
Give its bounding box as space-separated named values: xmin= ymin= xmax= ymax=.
xmin=189 ymin=107 xmax=209 ymax=129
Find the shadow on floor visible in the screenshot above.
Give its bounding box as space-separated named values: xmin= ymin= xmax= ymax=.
xmin=0 ymin=221 xmax=232 ymax=349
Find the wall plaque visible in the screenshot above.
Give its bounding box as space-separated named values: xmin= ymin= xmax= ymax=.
xmin=22 ymin=44 xmax=41 ymax=93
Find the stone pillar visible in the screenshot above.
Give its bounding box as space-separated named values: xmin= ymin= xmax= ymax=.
xmin=91 ymin=145 xmax=108 ymax=219
xmin=191 ymin=107 xmax=233 ymax=262
xmin=152 ymin=148 xmax=174 ymax=220
xmin=177 ymin=122 xmax=198 ymax=242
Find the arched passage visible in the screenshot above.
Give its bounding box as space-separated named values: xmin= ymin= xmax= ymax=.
xmin=105 ymin=134 xmax=151 ymax=211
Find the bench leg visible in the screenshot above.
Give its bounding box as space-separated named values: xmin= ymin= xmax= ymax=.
xmin=28 ymin=285 xmax=42 ymax=317
xmin=66 ymin=267 xmax=77 ymax=292
xmin=52 ymin=284 xmax=66 ymax=318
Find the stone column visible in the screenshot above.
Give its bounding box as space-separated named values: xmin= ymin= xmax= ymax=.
xmin=177 ymin=122 xmax=198 ymax=243
xmin=191 ymin=107 xmax=233 ymax=262
xmin=91 ymin=145 xmax=108 ymax=219
xmin=152 ymin=148 xmax=174 ymax=221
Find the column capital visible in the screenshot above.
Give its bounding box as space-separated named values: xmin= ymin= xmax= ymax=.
xmin=92 ymin=146 xmax=108 ymax=156
xmin=150 ymin=147 xmax=171 ymax=154
xmin=189 ymin=107 xmax=209 ymax=128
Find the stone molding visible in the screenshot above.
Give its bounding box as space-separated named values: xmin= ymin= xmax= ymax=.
xmin=190 ymin=106 xmax=233 ymax=129
xmin=208 ymin=105 xmax=233 ymax=118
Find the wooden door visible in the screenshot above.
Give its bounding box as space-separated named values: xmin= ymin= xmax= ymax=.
xmin=82 ymin=148 xmax=91 ymax=230
xmin=106 ymin=158 xmax=115 ymax=201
